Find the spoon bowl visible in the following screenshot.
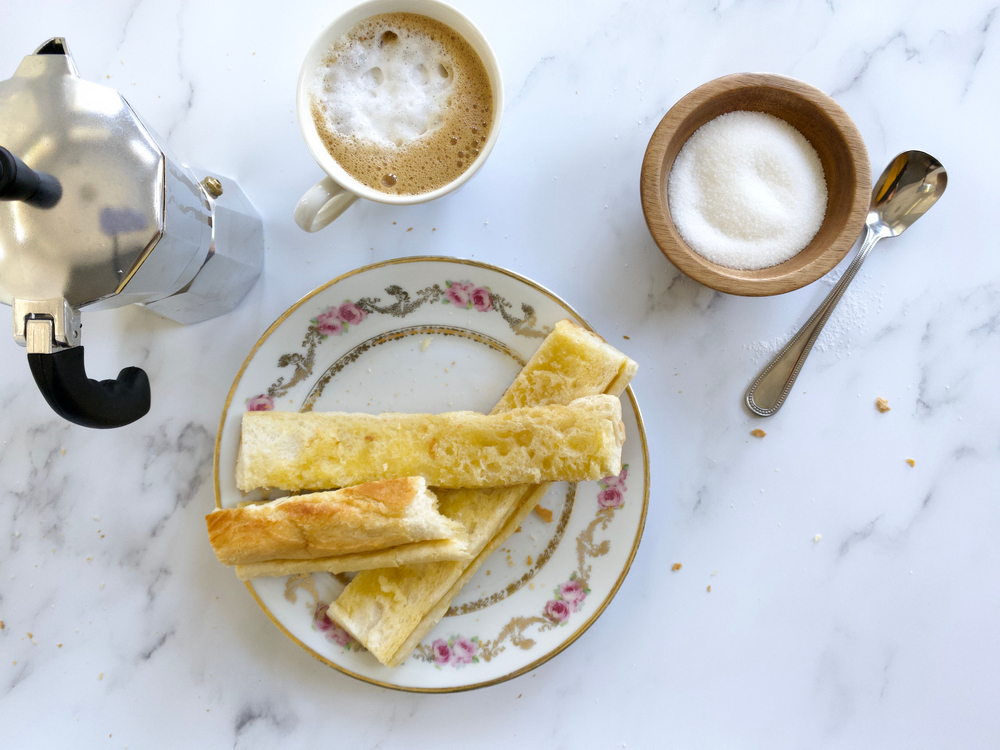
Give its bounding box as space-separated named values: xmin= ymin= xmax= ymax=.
xmin=869 ymin=150 xmax=947 ymax=237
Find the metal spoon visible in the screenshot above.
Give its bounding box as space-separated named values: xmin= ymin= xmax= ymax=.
xmin=745 ymin=150 xmax=947 ymax=416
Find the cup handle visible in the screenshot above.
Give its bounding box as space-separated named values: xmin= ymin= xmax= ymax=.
xmin=293 ymin=176 xmax=360 ymax=232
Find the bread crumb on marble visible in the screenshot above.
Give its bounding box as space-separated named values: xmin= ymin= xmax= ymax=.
xmin=906 ymin=458 xmax=915 ymax=467
xmin=671 ymin=563 xmax=682 ymax=572
xmin=751 ymin=429 xmax=766 ymax=438
xmin=876 ymin=397 xmax=891 ymax=413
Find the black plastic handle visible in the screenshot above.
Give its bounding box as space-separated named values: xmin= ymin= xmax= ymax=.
xmin=0 ymin=146 xmax=61 ymax=207
xmin=28 ymin=346 xmax=151 ymax=429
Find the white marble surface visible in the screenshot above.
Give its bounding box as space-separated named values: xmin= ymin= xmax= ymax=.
xmin=2 ymin=0 xmax=998 ymax=747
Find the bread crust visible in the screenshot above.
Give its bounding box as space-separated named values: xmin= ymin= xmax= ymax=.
xmin=207 ymin=477 xmax=465 ymax=566
xmin=233 ymin=537 xmax=471 ymax=580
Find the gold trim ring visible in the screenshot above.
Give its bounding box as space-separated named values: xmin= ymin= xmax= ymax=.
xmin=212 ymin=256 xmax=650 ymax=693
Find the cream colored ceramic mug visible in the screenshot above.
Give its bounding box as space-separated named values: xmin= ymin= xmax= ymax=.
xmin=293 ymin=0 xmax=504 ymax=232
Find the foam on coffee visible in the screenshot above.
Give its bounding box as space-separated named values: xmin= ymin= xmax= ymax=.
xmin=311 ymin=13 xmax=494 ymax=195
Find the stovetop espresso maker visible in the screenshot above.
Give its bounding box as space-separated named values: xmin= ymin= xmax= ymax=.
xmin=0 ymin=39 xmax=263 ymax=428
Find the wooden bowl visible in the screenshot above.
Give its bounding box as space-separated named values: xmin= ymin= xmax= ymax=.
xmin=640 ymin=73 xmax=871 ymax=296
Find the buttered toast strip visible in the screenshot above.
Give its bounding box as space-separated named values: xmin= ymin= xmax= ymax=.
xmin=386 ymin=485 xmax=549 ymax=666
xmin=206 ymin=477 xmax=466 ymax=566
xmin=331 ymin=484 xmax=549 ymax=665
xmin=330 ymin=320 xmax=637 ymax=666
xmin=492 ymin=319 xmax=639 ymax=407
xmin=235 ymin=395 xmax=624 ymax=492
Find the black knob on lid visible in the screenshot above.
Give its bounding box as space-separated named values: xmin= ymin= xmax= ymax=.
xmin=0 ymin=146 xmax=61 ymax=207
xmin=0 ymin=146 xmax=41 ymax=202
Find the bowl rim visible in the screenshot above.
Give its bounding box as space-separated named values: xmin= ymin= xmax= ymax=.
xmin=640 ymin=72 xmax=871 ymax=297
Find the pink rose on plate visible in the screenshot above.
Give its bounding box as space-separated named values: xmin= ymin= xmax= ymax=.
xmin=470 ymin=286 xmax=493 ymax=312
xmin=313 ymin=603 xmax=333 ymax=631
xmin=246 ymin=394 xmax=273 ymax=412
xmin=313 ymin=602 xmax=332 ymax=628
xmin=544 ymin=599 xmax=571 ymax=623
xmin=431 ymin=638 xmax=452 ymax=665
xmin=597 ymin=486 xmax=623 ymax=509
xmin=558 ymin=579 xmax=587 ymax=612
xmin=316 ymin=307 xmax=344 ymax=336
xmin=337 ymin=301 xmax=367 ymax=325
xmin=328 ymin=624 xmax=352 ymax=647
xmin=450 ymin=636 xmax=477 ymax=665
xmin=313 ymin=603 xmax=353 ymax=646
xmin=445 ymin=281 xmax=472 ymax=307
xmin=602 ymin=467 xmax=628 ymax=488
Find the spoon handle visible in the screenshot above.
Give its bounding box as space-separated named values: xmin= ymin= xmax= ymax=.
xmin=745 ymin=227 xmax=881 ymax=416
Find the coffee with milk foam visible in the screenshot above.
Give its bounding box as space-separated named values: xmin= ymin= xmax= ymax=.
xmin=311 ymin=13 xmax=494 ymax=196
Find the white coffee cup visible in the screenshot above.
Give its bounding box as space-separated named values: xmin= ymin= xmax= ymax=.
xmin=293 ymin=0 xmax=504 ymax=232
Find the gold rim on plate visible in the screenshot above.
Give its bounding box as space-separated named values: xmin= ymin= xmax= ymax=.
xmin=212 ymin=256 xmax=650 ymax=693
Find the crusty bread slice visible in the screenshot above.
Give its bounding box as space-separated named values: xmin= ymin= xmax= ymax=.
xmin=232 ymin=537 xmax=471 ymax=581
xmin=235 ymin=395 xmax=624 ymax=493
xmin=385 ymin=484 xmax=549 ymax=666
xmin=329 ymin=320 xmax=638 ymax=666
xmin=328 ymin=485 xmax=531 ymax=661
xmin=206 ymin=477 xmax=465 ymax=566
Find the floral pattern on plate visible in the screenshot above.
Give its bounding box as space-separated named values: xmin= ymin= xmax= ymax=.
xmin=249 ymin=280 xmax=549 ymax=408
xmin=428 ymin=636 xmax=482 ymax=668
xmin=313 ymin=602 xmax=362 ymax=652
xmin=411 ymin=465 xmax=629 ymax=667
xmin=442 ymin=280 xmax=493 ymax=312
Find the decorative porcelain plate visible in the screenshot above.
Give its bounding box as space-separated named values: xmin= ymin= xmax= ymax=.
xmin=213 ymin=257 xmax=648 ymax=692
